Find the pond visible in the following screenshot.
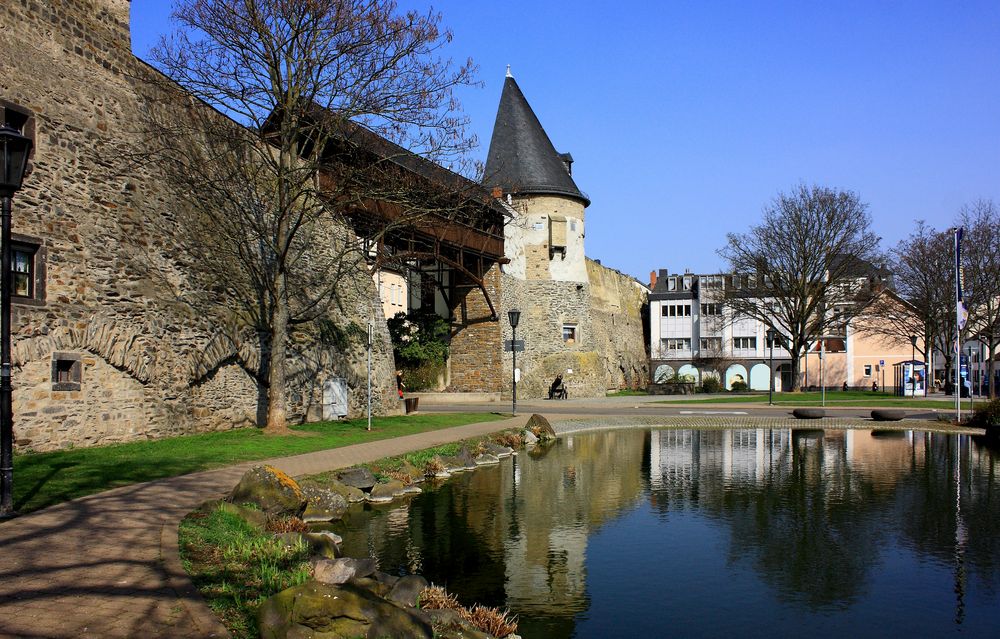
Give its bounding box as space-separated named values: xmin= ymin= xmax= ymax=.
xmin=325 ymin=428 xmax=1000 ymax=638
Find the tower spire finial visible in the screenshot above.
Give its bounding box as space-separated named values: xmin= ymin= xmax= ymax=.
xmin=506 ymin=64 xmax=513 ymax=78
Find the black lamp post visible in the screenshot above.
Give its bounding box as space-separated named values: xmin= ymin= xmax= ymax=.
xmin=0 ymin=124 xmax=33 ymax=517
xmin=909 ymin=335 xmax=917 ymax=398
xmin=766 ymin=328 xmax=776 ymax=405
xmin=508 ymin=309 xmax=520 ymax=416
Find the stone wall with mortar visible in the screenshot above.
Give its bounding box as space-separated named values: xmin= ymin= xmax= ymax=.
xmin=498 ymin=260 xmax=648 ymax=399
xmin=1 ymin=0 xmax=399 ymax=451
xmin=586 ymin=259 xmax=649 ymax=390
xmin=446 ymin=265 xmax=503 ymax=392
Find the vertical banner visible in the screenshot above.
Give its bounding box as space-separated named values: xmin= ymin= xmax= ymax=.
xmin=954 ymin=228 xmax=965 ymax=419
xmin=956 ymin=228 xmax=968 ymax=331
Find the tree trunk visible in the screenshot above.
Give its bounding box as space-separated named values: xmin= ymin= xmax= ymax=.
xmin=266 ymin=269 xmax=290 ymax=433
xmin=989 ymin=337 xmax=997 ymax=399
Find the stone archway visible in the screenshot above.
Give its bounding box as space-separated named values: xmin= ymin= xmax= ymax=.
xmin=654 ymin=364 xmax=675 ymax=383
xmin=749 ymin=363 xmax=771 ymax=391
xmin=725 ymin=364 xmax=748 ymax=390
xmin=677 ymin=364 xmax=700 ymax=383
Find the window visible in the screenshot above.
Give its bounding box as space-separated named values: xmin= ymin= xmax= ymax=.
xmin=701 ymin=276 xmax=723 ymax=289
xmin=562 ymin=324 xmax=577 ymax=343
xmin=700 ymin=303 xmax=722 ymax=316
xmin=733 ymin=337 xmax=756 ymax=350
xmin=51 ymin=352 xmax=82 ymax=391
xmin=700 ymin=337 xmax=722 ymax=352
xmin=864 ymin=364 xmax=872 ymax=377
xmin=9 ymin=236 xmax=44 ymax=304
xmin=12 ymin=247 xmax=34 ymax=297
xmin=663 ymin=304 xmax=692 ymax=318
xmin=662 ymin=338 xmax=691 ymax=352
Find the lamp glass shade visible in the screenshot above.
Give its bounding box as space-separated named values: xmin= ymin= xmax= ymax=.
xmin=0 ymin=125 xmax=32 ymax=195
xmin=507 ymin=309 xmax=521 ymax=329
xmin=909 ymin=335 xmax=918 ymax=347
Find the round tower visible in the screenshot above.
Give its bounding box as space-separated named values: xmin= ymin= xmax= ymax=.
xmin=484 ymin=70 xmax=590 ymax=284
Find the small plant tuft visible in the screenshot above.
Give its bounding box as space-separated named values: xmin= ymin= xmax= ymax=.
xmin=265 ymin=515 xmax=309 ymax=533
xmin=424 ymin=456 xmax=446 ymax=477
xmin=491 ymin=430 xmax=523 ymax=449
xmin=419 ymin=585 xmax=517 ymax=637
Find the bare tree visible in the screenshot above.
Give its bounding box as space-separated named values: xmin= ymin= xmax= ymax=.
xmin=859 ymin=222 xmax=950 ymax=375
xmin=719 ymin=185 xmax=882 ymax=391
xmin=144 ymin=0 xmax=479 ymax=432
xmin=960 ymin=200 xmax=1000 ymax=397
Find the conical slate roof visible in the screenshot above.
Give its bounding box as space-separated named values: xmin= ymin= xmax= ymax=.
xmin=483 ymin=74 xmax=589 ymax=206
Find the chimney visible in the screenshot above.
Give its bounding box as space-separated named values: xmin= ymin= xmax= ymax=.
xmin=649 ymin=270 xmax=657 ymax=289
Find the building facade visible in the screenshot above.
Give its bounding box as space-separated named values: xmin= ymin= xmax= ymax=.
xmin=649 ymin=269 xmax=792 ymax=390
xmin=649 ymin=268 xmax=921 ymax=392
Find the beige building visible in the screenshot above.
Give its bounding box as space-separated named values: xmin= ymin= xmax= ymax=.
xmin=801 ymin=292 xmax=924 ymax=391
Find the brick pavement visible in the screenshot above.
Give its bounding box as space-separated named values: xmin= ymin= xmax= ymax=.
xmin=0 ymin=416 xmax=523 ymax=639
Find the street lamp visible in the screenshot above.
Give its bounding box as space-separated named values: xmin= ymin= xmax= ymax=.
xmin=0 ymin=124 xmax=33 ymax=516
xmin=766 ymin=328 xmax=776 ymax=405
xmin=909 ymin=335 xmax=917 ymax=399
xmin=508 ymin=309 xmax=520 ymax=416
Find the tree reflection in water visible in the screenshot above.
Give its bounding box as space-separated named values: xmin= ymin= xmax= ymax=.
xmin=328 ymin=429 xmax=1000 ymax=638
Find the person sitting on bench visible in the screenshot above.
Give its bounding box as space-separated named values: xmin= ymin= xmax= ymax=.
xmin=549 ymin=374 xmax=567 ymax=399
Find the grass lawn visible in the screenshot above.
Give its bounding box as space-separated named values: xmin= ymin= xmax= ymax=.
xmin=12 ymin=412 xmax=507 ymax=514
xmin=659 ymin=390 xmax=977 ymax=409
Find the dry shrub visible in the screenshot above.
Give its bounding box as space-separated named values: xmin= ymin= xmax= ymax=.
xmin=265 ymin=515 xmax=309 ymax=533
xmin=465 ymin=604 xmax=518 ymax=638
xmin=419 ymin=585 xmax=459 ymax=610
xmin=384 ymin=469 xmax=413 ymax=485
xmin=419 ymin=585 xmax=517 ymax=637
xmin=492 ymin=431 xmax=523 ymax=449
xmin=424 ymin=456 xmax=446 ymax=477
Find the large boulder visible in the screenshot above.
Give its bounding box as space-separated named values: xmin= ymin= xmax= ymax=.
xmin=274 ymin=531 xmax=341 ymax=559
xmin=301 ymin=484 xmax=349 ymax=522
xmin=368 ymin=480 xmax=407 ymax=503
xmin=258 ymin=581 xmax=432 ymax=639
xmin=301 ymin=478 xmax=365 ymax=504
xmin=227 ymin=465 xmax=306 ymax=517
xmin=474 ymin=453 xmax=500 ymax=466
xmin=337 ymin=467 xmax=377 ymax=491
xmin=484 ymin=442 xmax=515 ymax=458
xmin=215 ymin=501 xmax=267 ymax=531
xmin=525 ymin=414 xmax=556 ymax=441
xmin=425 ymin=609 xmax=492 ymax=639
xmin=312 ymin=557 xmax=377 ymax=584
xmin=387 ymin=575 xmax=429 ymax=608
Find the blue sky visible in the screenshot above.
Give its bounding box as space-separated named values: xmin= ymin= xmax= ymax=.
xmin=130 ymin=1 xmax=1000 ymax=282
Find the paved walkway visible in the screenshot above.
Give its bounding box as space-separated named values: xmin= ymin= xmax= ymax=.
xmin=0 ymin=416 xmax=524 ymax=639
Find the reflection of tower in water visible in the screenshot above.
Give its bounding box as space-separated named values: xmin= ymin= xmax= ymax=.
xmin=502 ymin=432 xmax=647 ymax=624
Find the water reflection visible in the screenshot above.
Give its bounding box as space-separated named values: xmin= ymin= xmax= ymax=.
xmin=330 ymin=429 xmax=1000 ymax=638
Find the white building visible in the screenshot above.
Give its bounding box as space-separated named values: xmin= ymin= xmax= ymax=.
xmin=648 ymin=269 xmax=792 ymax=391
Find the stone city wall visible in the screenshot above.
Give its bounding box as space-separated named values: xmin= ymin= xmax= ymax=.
xmin=498 ymin=260 xmax=648 ymax=399
xmin=2 ymin=0 xmax=398 ymax=451
xmin=447 ymin=265 xmax=503 ymax=392
xmin=586 ymin=259 xmax=649 ymax=390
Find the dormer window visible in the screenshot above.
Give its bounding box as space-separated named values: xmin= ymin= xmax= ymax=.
xmin=558 ymin=152 xmax=574 ymax=176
